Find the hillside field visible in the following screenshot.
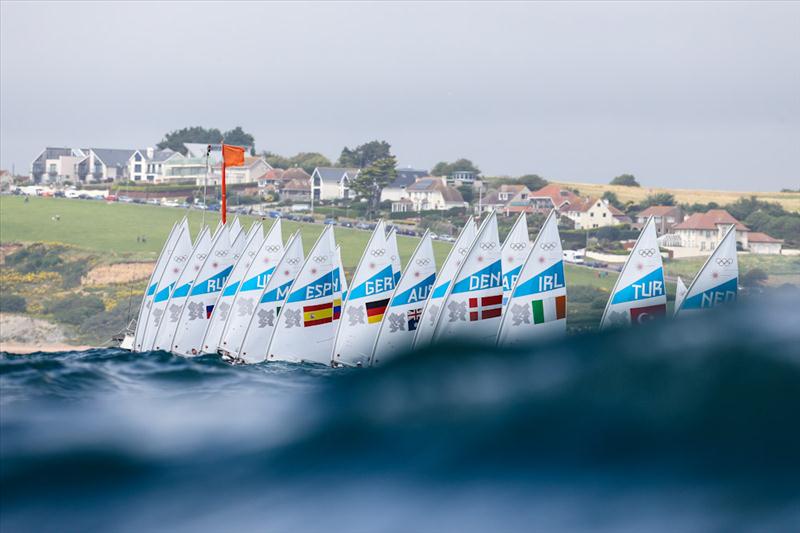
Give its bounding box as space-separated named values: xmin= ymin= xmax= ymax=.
xmin=549 ymin=181 xmax=800 ymax=212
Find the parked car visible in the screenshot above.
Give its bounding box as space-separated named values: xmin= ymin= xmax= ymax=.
xmin=324 ymin=218 xmax=336 ymax=225
xmin=268 ymin=211 xmax=281 ymax=218
xmin=54 ymin=191 xmax=65 ymax=198
xmin=340 ymin=221 xmax=353 ymax=228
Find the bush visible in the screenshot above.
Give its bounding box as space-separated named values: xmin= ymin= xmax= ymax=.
xmin=5 ymin=243 xmax=66 ymax=273
xmin=610 ymin=174 xmax=640 ymax=187
xmin=45 ymin=294 xmax=105 ymax=325
xmin=741 ymin=268 xmax=768 ymax=287
xmin=0 ymin=294 xmax=27 ymax=313
xmin=60 ymin=261 xmax=91 ymax=288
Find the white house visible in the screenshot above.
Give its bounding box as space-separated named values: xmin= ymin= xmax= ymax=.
xmin=748 ymin=232 xmax=783 ymax=255
xmin=208 ymin=156 xmax=272 ymax=186
xmin=160 ymin=155 xmax=217 ymax=185
xmin=30 ymin=147 xmax=85 ymax=183
xmin=76 ymin=148 xmax=137 ymax=182
xmin=380 ymin=168 xmax=429 ymax=202
xmin=404 ymin=177 xmax=466 ymax=212
xmin=311 ymin=167 xmax=360 ymax=201
xmin=564 ymin=198 xmax=628 ymax=229
xmin=672 ymin=210 xmax=750 ymax=252
xmin=127 ymin=148 xmax=180 ymax=182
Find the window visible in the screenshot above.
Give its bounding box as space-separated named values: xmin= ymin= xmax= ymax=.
xmin=602 ymin=213 xmax=607 ymax=217
xmin=134 ymin=164 xmax=142 ymax=172
xmin=135 ymin=153 xmax=142 ymax=161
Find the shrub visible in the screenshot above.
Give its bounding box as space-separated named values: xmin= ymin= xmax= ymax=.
xmin=741 ymin=268 xmax=768 ymax=287
xmin=45 ymin=294 xmax=105 ymax=325
xmin=0 ymin=294 xmax=27 ymax=313
xmin=5 ymin=243 xmax=66 ymax=273
xmin=568 ymin=285 xmax=607 ymax=303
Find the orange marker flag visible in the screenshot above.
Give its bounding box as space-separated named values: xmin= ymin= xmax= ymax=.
xmin=220 ymin=144 xmax=245 ymax=223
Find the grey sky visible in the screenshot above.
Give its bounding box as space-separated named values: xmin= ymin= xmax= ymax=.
xmin=1 ymin=1 xmax=798 ymax=190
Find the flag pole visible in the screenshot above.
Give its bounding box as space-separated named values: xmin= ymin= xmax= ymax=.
xmin=221 ymin=141 xmax=227 ymax=225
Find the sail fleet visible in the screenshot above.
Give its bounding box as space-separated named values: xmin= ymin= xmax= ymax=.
xmin=129 ymin=210 xmax=740 ymax=364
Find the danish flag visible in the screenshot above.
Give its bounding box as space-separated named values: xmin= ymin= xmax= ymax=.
xmin=469 ymin=294 xmax=502 ymax=321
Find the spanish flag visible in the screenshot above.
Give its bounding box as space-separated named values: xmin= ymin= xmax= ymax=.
xmin=304 ymin=301 xmax=333 ymax=327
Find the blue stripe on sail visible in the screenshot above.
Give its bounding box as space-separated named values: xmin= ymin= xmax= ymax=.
xmin=394 ymin=270 xmax=401 ymax=283
xmin=222 ymin=280 xmax=240 ymax=297
xmin=348 ymin=265 xmax=395 ymax=300
xmin=261 ymin=280 xmax=293 ymax=304
xmin=286 ymin=270 xmax=334 ymax=303
xmin=502 ymin=265 xmax=522 ymax=292
xmin=332 ymin=268 xmax=342 ymax=294
xmin=611 ymin=267 xmax=665 ymax=304
xmin=190 ymin=265 xmax=233 ymax=296
xmin=431 ymin=280 xmax=450 ymax=299
xmin=451 ymin=260 xmax=502 ymax=294
xmin=172 ymin=282 xmax=190 ymax=299
xmin=391 ymin=273 xmax=436 ymax=307
xmin=239 ymin=267 xmax=275 ymax=293
xmin=681 ymin=277 xmax=737 ymax=310
xmin=146 ymin=282 xmax=157 ymax=296
xmin=153 ymin=282 xmax=175 ymax=303
xmin=513 ymin=261 xmax=565 ymax=298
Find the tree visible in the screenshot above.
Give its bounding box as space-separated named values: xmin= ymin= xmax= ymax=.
xmin=641 ymin=193 xmax=676 ymax=207
xmin=262 ymin=151 xmax=291 ymax=169
xmin=602 ymin=191 xmax=624 ymax=210
xmin=517 ymin=174 xmax=548 ymax=190
xmin=157 ymin=126 xmax=223 ymax=154
xmin=350 ymin=155 xmax=397 ymax=218
xmin=222 ymin=126 xmax=255 ymax=151
xmin=431 ymin=158 xmax=481 ymax=177
xmin=337 ymin=140 xmax=392 ymax=168
xmin=610 ymin=174 xmax=640 ymax=187
xmin=289 ymin=152 xmax=332 ymax=174
xmin=741 ymin=268 xmax=768 ymax=287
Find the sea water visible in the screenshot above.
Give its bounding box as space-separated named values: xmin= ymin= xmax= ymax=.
xmin=2 ymin=294 xmax=799 ymax=532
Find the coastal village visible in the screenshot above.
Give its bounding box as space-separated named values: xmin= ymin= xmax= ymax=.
xmin=9 ymin=142 xmax=791 ymax=258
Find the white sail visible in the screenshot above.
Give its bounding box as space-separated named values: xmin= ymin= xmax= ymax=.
xmin=133 ymin=218 xmax=182 ymax=351
xmin=219 ymin=219 xmax=285 ymax=356
xmin=199 ymin=222 xmax=265 ymax=353
xmin=230 ymin=216 xmax=242 ymax=242
xmin=171 ymin=225 xmax=242 ymax=356
xmin=151 ymin=227 xmax=212 ymax=351
xmin=266 ymin=225 xmax=337 ymax=364
xmin=501 ymin=212 xmax=532 ymax=308
xmin=387 ymin=227 xmax=402 ymax=284
xmin=432 ymin=211 xmax=503 ymax=345
xmin=674 ymin=276 xmax=688 ymax=317
xmin=412 ymin=218 xmax=477 ymax=349
xmin=333 ymin=245 xmax=347 ymax=323
xmin=332 ymin=221 xmax=395 ymax=367
xmin=600 ymin=216 xmax=667 ymax=328
xmin=236 ymin=231 xmax=304 ymax=363
xmin=136 ymin=219 xmax=192 ymax=351
xmin=371 ymin=231 xmax=436 ymax=366
xmin=675 ymin=224 xmax=738 ymax=316
xmin=497 ymin=210 xmax=567 ymax=347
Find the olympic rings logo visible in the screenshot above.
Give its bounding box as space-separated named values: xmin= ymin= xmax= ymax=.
xmin=509 ymin=242 xmax=527 ymax=251
xmin=173 ymin=255 xmax=187 ymax=263
xmin=479 ymin=242 xmax=497 ymax=250
xmin=286 ymin=257 xmax=301 ymax=265
xmin=370 ymin=249 xmax=386 ymax=257
xmin=638 ymin=248 xmax=656 ymax=258
xmin=312 ymin=255 xmax=328 ymax=263
xmin=215 ymin=250 xmax=228 ymax=257
xmin=265 ymin=245 xmax=281 ymax=253
xmin=540 ymin=242 xmax=557 ymax=251
xmin=716 ymin=258 xmax=733 ymax=267
xmin=416 ymin=258 xmax=431 ymax=266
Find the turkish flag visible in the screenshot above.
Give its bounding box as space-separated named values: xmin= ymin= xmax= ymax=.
xmin=222 ymin=144 xmax=245 ymax=168
xmin=629 ymin=303 xmax=667 ymax=325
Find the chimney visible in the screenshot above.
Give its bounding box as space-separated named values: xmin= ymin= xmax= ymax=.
xmin=146 ymin=147 xmax=154 ymax=159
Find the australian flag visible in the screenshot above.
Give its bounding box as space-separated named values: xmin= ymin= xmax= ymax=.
xmin=407 ymin=308 xmax=422 ymax=331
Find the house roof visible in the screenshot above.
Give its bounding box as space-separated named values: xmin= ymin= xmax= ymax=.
xmin=481 ymin=191 xmax=503 ymax=205
xmin=91 ymin=148 xmax=137 ymax=168
xmin=313 ymin=167 xmax=359 ymax=183
xmin=530 ymin=183 xmax=581 ymax=208
xmin=637 ymin=205 xmax=681 ymax=217
xmin=407 ymin=177 xmax=464 ymax=203
xmin=673 ymin=209 xmax=749 ymax=231
xmin=389 ymin=168 xmax=428 ymax=188
xmin=499 ymin=184 xmax=530 ymax=194
xmin=282 ymin=177 xmax=310 ymax=191
xmin=260 ymin=169 xmax=285 ymax=182
xmin=282 ymin=167 xmax=311 ymax=181
xmin=748 ymin=232 xmax=782 ymax=243
xmin=441 ymin=185 xmax=464 ymax=203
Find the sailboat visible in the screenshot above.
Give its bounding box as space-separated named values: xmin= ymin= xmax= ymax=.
xmin=218 ymin=219 xmax=286 ymax=357
xmin=199 ymin=222 xmax=265 ymax=353
xmin=332 ymin=221 xmax=395 ymax=367
xmin=599 ymin=216 xmax=667 ymax=328
xmin=387 ymin=227 xmax=402 ymax=284
xmin=266 ymin=225 xmax=337 ymax=364
xmin=675 ymin=224 xmax=738 ymax=316
xmin=132 ymin=217 xmax=186 ymax=351
xmin=501 ymin=212 xmax=532 ymax=308
xmin=333 ymin=245 xmax=347 ymax=323
xmin=151 ymin=225 xmax=213 ymax=352
xmin=235 ymin=231 xmax=304 ymax=363
xmin=674 ymin=276 xmax=688 ymax=316
xmin=170 ymin=224 xmax=242 ymax=356
xmin=371 ymin=230 xmax=436 ymax=366
xmin=431 ymin=210 xmax=503 ymax=345
xmin=412 ymin=217 xmax=477 ymax=350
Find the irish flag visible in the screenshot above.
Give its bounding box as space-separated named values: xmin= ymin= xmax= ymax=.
xmin=531 ymin=295 xmax=566 ymax=324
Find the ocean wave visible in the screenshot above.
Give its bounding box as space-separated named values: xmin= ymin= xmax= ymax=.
xmin=2 ymin=295 xmax=799 ymax=532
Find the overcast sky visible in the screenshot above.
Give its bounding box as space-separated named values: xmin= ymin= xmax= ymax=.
xmin=1 ymin=1 xmax=798 ymax=190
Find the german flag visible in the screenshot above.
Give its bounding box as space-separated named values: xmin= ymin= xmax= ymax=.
xmin=365 ymin=298 xmax=390 ymax=324
xmin=304 ymin=301 xmax=333 ymax=327
xmin=333 ymin=298 xmax=342 ymax=320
